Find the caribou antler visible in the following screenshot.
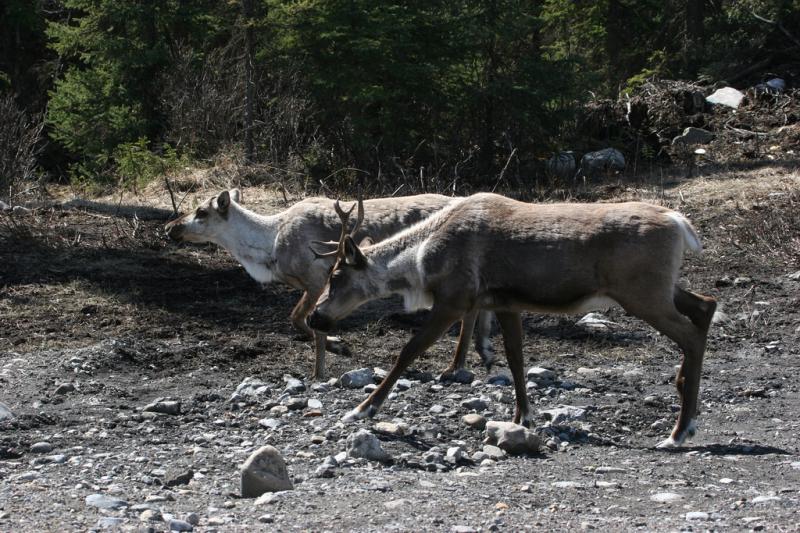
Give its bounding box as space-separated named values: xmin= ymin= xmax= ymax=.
xmin=310 ymin=194 xmax=365 ymax=260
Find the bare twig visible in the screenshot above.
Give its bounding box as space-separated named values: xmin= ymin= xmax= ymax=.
xmin=752 ymin=11 xmax=800 ymax=49
xmin=164 ymin=175 xmax=179 ymax=216
xmin=491 ymin=148 xmax=518 ymax=193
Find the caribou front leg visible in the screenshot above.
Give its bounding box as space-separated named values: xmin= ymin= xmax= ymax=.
xmin=343 ymin=305 xmax=462 ymax=422
xmin=439 ymin=309 xmax=479 ymax=380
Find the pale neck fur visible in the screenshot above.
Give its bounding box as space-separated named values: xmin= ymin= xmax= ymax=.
xmin=216 ymin=203 xmax=280 ymax=284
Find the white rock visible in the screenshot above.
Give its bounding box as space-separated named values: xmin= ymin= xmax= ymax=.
xmin=0 ymin=401 xmax=13 ymax=421
xmin=540 ymin=405 xmax=587 ymax=425
xmin=240 ymin=445 xmax=293 ymax=498
xmin=347 ymin=429 xmax=390 ymax=462
xmin=551 ymin=481 xmax=583 ymax=489
xmin=650 ymin=492 xmax=683 ymax=503
xmin=96 ymin=517 xmax=124 ymax=529
xmin=706 ymin=87 xmax=744 ymax=109
xmin=85 ymin=494 xmax=129 ymax=510
xmin=685 ymin=511 xmax=709 ymax=520
xmin=526 ymin=367 xmax=556 ymax=385
xmin=168 ymin=518 xmax=194 ymax=532
xmin=751 ymin=495 xmax=780 ymax=504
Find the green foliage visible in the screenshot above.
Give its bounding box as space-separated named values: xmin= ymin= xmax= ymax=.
xmin=113 ymin=138 xmax=188 ymax=191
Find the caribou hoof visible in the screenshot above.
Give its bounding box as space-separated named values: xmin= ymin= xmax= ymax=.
xmin=656 ymin=419 xmax=697 ymax=449
xmin=342 ymin=405 xmax=376 ymax=423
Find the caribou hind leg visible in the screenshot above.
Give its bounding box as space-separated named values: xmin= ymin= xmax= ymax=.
xmin=616 ymin=285 xmax=715 ymax=447
xmin=439 ymin=309 xmax=479 ymax=379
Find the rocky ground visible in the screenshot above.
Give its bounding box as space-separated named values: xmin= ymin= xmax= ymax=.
xmin=1 ymin=165 xmax=799 ymax=532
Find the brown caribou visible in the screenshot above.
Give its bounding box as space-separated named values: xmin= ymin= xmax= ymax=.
xmin=309 ymin=192 xmax=716 ymax=447
xmin=164 ymin=190 xmax=494 ymax=380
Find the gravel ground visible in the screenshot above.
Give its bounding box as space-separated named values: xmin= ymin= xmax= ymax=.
xmin=1 ymin=168 xmax=799 ymax=532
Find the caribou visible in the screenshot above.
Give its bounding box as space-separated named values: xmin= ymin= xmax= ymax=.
xmin=164 ymin=189 xmax=494 ymax=379
xmin=309 ymin=192 xmax=716 ymax=448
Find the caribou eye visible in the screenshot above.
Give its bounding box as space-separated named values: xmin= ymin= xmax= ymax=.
xmin=195 ymin=208 xmax=208 ymax=219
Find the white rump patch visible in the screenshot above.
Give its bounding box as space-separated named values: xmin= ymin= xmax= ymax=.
xmin=667 ymin=212 xmax=702 ymax=253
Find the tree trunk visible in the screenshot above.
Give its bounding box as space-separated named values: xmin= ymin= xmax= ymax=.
xmin=242 ymin=0 xmax=255 ymax=162
xmin=685 ymin=0 xmax=705 ymax=77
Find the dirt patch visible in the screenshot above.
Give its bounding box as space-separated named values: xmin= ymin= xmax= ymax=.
xmin=1 ymin=167 xmax=799 ymax=531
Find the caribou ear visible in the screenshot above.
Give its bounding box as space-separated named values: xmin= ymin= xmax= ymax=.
xmin=229 ymin=188 xmax=241 ymax=203
xmin=216 ymin=191 xmax=231 ymax=214
xmin=343 ymin=235 xmax=367 ymax=268
xmin=358 ymin=236 xmax=374 ymax=247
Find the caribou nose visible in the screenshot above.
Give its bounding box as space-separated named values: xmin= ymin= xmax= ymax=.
xmin=165 ymin=222 xmax=184 ymax=241
xmin=308 ymin=311 xmax=334 ymax=333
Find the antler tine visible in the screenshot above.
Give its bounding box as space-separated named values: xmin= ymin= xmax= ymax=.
xmin=349 ymin=195 xmax=364 ymax=237
xmin=309 ymin=245 xmax=340 ymax=260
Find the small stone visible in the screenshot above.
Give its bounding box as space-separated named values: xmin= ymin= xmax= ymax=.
xmin=461 ymin=397 xmax=488 ymax=411
xmin=395 ymin=379 xmax=413 ymax=391
xmin=526 ymin=367 xmax=556 ymax=385
xmin=752 ymin=495 xmax=780 ymax=504
xmin=86 ymin=494 xmax=129 ymax=510
xmin=258 ymin=514 xmax=274 ymax=523
xmin=576 ymin=313 xmax=616 ymax=331
xmin=143 ymin=399 xmax=181 ymax=415
xmin=96 ymin=517 xmax=124 ymax=529
xmin=168 ymin=518 xmax=194 ymax=532
xmin=30 ymin=441 xmax=53 ymax=454
xmin=0 ymin=401 xmax=14 ymax=421
xmin=240 ymin=445 xmax=293 ymax=498
xmin=429 ymin=404 xmax=445 ymax=414
xmin=54 ymin=383 xmax=76 ymax=395
xmin=482 ymin=445 xmax=505 ymax=460
xmin=347 ymin=429 xmax=390 ymax=462
xmin=384 ymin=499 xmax=410 ymax=510
xmin=259 ymin=417 xmax=281 ymax=430
xmin=650 ymin=492 xmax=683 ymax=503
xmin=540 ymin=405 xmax=587 ymax=425
xmin=484 ymin=421 xmax=540 ymax=455
xmin=451 ymin=526 xmax=477 ymax=533
xmin=462 ymin=413 xmax=487 ymax=430
xmin=445 ymin=368 xmax=475 ymax=384
xmin=685 ymin=511 xmax=709 ymax=520
xmin=285 ymin=397 xmax=307 ymax=411
xmin=551 ymin=481 xmax=583 ymax=489
xmin=270 ymin=405 xmax=288 ymax=416
xmin=446 ymin=446 xmax=466 ymax=464
xmin=787 ymin=270 xmax=800 ymax=281
xmin=594 ymin=466 xmax=625 ymax=474
xmin=486 ymin=375 xmax=512 ymax=386
xmin=139 ymin=509 xmax=163 ymax=522
xmin=307 ymin=398 xmax=322 ymax=409
xmin=230 ymin=377 xmax=271 ymax=403
xmin=374 ymin=421 xmax=405 ymax=436
xmin=339 ymin=368 xmax=374 ymax=389
xmin=165 ymin=470 xmax=194 ymax=487
xmin=184 ymin=513 xmax=200 ymax=526
xmin=283 ymin=375 xmax=306 ymax=394
xmin=733 ymin=276 xmax=752 ymax=287
xmin=672 ymin=127 xmax=714 ymax=146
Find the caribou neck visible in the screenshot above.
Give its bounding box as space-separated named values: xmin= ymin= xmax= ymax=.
xmin=218 ymin=205 xmax=280 ymax=282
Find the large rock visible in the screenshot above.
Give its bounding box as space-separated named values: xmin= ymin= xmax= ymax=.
xmin=706 ymin=87 xmax=744 ymax=109
xmin=672 ymin=127 xmax=714 ymax=146
xmin=346 ymin=429 xmax=391 ymax=462
xmin=579 ymin=148 xmax=625 ymax=178
xmin=240 ymin=445 xmax=293 ymax=498
xmin=546 ymin=151 xmax=577 ymax=180
xmin=339 ymin=368 xmax=374 ymax=389
xmin=0 ymin=402 xmax=14 ymax=422
xmin=484 ymin=421 xmax=541 ymax=455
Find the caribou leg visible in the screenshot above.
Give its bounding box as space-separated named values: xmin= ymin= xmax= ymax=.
xmin=343 ymin=304 xmax=462 ymax=422
xmin=495 ymin=311 xmax=531 ymax=426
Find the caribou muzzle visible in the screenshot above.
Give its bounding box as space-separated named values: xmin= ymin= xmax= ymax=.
xmin=164 ymin=219 xmax=185 ymax=241
xmin=308 ymin=310 xmax=335 ymax=333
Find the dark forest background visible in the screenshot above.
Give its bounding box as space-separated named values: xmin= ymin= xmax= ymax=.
xmin=2 ymin=0 xmax=799 ymax=198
